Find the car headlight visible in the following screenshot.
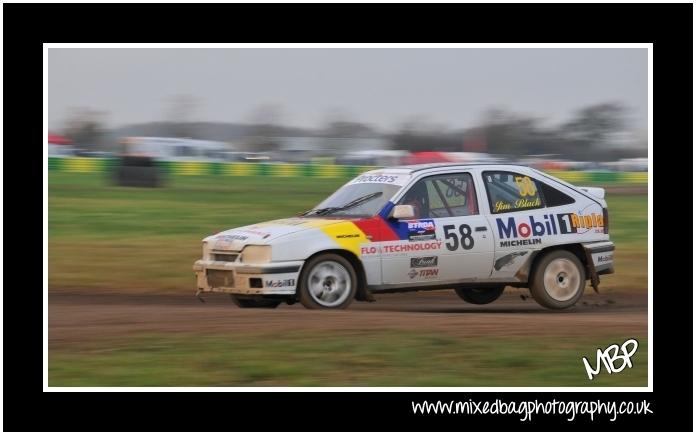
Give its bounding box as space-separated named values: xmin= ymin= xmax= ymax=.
xmin=241 ymin=245 xmax=272 ymax=264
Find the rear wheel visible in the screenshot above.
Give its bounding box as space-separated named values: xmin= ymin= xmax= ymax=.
xmin=529 ymin=250 xmax=585 ymax=310
xmin=454 ymin=286 xmax=505 ymax=305
xmin=298 ymin=254 xmax=357 ymax=309
xmin=229 ymin=294 xmax=281 ymax=309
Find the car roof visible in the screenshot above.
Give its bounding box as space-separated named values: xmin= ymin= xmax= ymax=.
xmin=368 ymin=162 xmax=534 ymax=174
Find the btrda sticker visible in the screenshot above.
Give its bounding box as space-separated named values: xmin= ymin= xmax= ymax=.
xmin=407 ymin=219 xmax=436 ymax=241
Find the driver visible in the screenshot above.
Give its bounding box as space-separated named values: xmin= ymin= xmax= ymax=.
xmin=400 ymin=181 xmax=429 ymax=219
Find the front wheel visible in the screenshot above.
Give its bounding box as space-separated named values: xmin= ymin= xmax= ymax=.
xmin=230 ymin=295 xmax=281 ymax=309
xmin=454 ymin=286 xmax=505 ymax=305
xmin=298 ymin=254 xmax=357 ymax=309
xmin=529 ymin=250 xmax=586 ymax=310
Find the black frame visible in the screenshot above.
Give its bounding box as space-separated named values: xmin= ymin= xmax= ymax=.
xmin=4 ymin=2 xmax=691 ymax=432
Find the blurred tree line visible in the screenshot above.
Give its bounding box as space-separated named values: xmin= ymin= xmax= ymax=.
xmin=391 ymin=102 xmax=646 ymax=161
xmin=63 ymin=107 xmax=108 ymax=149
xmin=60 ymin=99 xmax=646 ymax=161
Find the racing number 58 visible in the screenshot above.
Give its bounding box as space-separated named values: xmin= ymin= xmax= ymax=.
xmin=443 ymin=224 xmax=474 ymax=251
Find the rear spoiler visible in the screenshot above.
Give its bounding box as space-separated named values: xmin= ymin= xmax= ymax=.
xmin=578 ymin=186 xmax=605 ymax=200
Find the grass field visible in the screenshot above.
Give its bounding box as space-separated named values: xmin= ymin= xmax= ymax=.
xmin=49 ymin=331 xmax=647 ymax=387
xmin=48 ymin=172 xmax=648 ymax=387
xmin=48 ymin=172 xmax=648 ymax=294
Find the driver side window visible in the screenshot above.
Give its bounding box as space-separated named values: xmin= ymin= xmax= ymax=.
xmin=398 ymin=173 xmax=479 ymax=219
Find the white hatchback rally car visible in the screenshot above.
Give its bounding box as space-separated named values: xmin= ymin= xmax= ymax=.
xmin=193 ymin=164 xmax=615 ymax=309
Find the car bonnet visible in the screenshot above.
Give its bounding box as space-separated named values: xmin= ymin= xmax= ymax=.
xmin=207 ymin=217 xmax=351 ymax=250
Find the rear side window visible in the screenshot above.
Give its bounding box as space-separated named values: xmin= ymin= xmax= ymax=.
xmin=539 ymin=182 xmax=575 ymax=207
xmin=483 ymin=171 xmax=544 ymax=214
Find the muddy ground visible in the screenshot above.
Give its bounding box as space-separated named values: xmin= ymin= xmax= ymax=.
xmin=49 ymin=289 xmax=648 ymax=348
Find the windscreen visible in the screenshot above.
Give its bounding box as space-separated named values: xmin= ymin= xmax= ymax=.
xmin=308 ymin=172 xmax=410 ymax=217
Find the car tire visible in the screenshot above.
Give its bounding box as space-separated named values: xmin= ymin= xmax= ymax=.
xmin=454 ymin=286 xmax=505 ymax=305
xmin=529 ymin=249 xmax=586 ymax=310
xmin=298 ymin=253 xmax=357 ymax=309
xmin=229 ymin=295 xmax=281 ymax=309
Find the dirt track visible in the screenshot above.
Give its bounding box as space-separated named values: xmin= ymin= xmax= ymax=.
xmin=49 ymin=289 xmax=648 ymax=348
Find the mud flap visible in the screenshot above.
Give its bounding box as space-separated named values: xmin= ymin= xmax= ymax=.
xmin=583 ymin=246 xmax=601 ymax=293
xmin=195 ymin=289 xmax=206 ymax=303
xmin=356 ymin=286 xmax=376 ymax=302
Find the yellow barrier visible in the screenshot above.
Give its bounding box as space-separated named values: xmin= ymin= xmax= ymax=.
xmin=64 ymin=157 xmax=99 ymax=173
xmin=49 ymin=158 xmax=648 ymax=184
xmin=270 ymin=164 xmax=301 ymax=177
xmin=222 ymin=163 xmax=257 ymax=176
xmin=174 ymin=161 xmax=206 ymax=176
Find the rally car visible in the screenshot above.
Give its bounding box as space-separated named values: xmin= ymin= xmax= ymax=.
xmin=193 ymin=164 xmax=614 ymax=310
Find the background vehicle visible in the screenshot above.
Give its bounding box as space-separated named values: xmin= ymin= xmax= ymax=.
xmin=122 ymin=136 xmax=232 ymax=161
xmin=48 ymin=143 xmax=78 ymax=157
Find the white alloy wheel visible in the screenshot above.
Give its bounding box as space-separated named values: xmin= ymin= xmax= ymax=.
xmin=529 ymin=250 xmax=586 ymax=310
xmin=298 ymin=253 xmax=358 ymax=310
xmin=542 ymin=258 xmax=582 ymax=302
xmin=307 ymin=260 xmax=352 ymax=307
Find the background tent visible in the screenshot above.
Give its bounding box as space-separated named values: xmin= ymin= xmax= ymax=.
xmin=48 ymin=133 xmax=72 ymax=145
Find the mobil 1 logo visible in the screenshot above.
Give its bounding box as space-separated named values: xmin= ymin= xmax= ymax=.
xmin=496 ymin=212 xmax=605 ymax=247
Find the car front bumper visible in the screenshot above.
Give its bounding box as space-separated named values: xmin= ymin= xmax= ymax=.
xmin=193 ymin=259 xmax=303 ymax=295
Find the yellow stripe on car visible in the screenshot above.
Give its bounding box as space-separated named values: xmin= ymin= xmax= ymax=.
xmin=320 ymin=221 xmax=370 ymax=257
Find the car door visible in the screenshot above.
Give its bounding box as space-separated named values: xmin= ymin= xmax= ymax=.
xmin=380 ymin=172 xmax=495 ymax=285
xmin=481 ymin=170 xmax=549 ymax=279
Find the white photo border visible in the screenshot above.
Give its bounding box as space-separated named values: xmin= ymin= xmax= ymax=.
xmin=43 ymin=42 xmax=653 ymax=393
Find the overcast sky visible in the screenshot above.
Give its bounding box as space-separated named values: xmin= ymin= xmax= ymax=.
xmin=48 ymin=47 xmax=648 ymax=132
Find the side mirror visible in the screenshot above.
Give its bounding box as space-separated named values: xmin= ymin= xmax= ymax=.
xmin=390 ymin=204 xmax=415 ymax=220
